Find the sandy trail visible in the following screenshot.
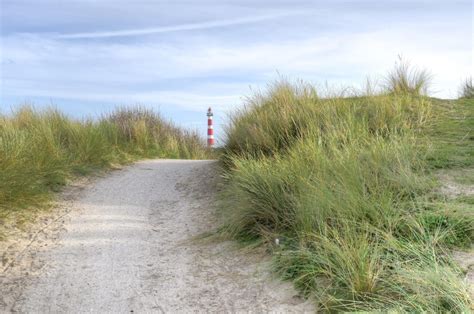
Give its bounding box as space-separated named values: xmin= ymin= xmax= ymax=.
xmin=1 ymin=160 xmax=312 ymax=313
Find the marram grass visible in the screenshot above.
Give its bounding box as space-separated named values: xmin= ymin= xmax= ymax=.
xmin=0 ymin=106 xmax=209 ymax=231
xmin=219 ymin=71 xmax=473 ymax=311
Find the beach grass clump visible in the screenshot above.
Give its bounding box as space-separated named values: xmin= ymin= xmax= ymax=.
xmin=0 ymin=106 xmax=208 ymax=228
xmin=223 ymin=81 xmax=431 ymax=164
xmin=459 ymin=77 xmax=474 ymax=99
xmin=384 ymin=58 xmax=432 ymax=95
xmin=219 ymin=66 xmax=472 ymax=311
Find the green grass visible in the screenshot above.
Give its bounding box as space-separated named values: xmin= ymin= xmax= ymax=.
xmin=218 ymin=65 xmax=473 ymax=311
xmin=425 ymin=98 xmax=474 ymax=169
xmin=0 ymin=106 xmax=209 ymax=235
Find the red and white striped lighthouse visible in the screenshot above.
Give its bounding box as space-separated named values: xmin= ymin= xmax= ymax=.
xmin=207 ymin=107 xmax=214 ymax=147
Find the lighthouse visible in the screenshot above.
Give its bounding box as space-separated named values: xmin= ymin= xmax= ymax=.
xmin=207 ymin=107 xmax=214 ymax=147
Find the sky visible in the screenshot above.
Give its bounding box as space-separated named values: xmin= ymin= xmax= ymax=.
xmin=0 ymin=0 xmax=472 ymax=143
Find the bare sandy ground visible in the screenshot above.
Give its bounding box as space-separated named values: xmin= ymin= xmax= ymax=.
xmin=0 ymin=160 xmax=313 ymax=313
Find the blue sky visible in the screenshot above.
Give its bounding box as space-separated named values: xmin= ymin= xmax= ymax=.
xmin=1 ymin=0 xmax=472 ymax=143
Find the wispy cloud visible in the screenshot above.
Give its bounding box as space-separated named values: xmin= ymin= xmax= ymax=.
xmin=4 ymin=23 xmax=470 ymax=107
xmin=1 ymin=0 xmax=471 ymax=131
xmin=56 ymin=12 xmax=304 ymax=39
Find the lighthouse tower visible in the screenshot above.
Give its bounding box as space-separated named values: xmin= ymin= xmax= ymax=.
xmin=207 ymin=107 xmax=214 ymax=147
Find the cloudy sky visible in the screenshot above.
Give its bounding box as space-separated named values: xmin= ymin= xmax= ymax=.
xmin=0 ymin=0 xmax=472 ymax=141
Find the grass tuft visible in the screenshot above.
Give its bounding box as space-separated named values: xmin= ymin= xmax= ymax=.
xmin=384 ymin=58 xmax=432 ymax=96
xmin=460 ymin=77 xmax=474 ymax=99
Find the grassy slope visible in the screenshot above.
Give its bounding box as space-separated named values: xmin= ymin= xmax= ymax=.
xmin=429 ymin=97 xmax=474 ymax=275
xmin=427 ymin=98 xmax=473 ymax=169
xmin=219 ymin=82 xmax=473 ymax=312
xmin=0 ymin=106 xmax=210 ymax=238
xmin=427 ymin=98 xmax=473 ymax=235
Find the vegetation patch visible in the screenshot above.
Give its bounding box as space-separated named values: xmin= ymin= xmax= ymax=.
xmin=219 ymin=63 xmax=473 ymax=311
xmin=459 ymin=77 xmax=474 ymax=99
xmin=0 ymin=106 xmax=209 ymax=236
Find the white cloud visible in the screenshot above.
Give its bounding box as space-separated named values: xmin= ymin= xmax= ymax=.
xmin=1 ymin=5 xmax=471 ymax=111
xmin=56 ymin=11 xmax=306 ymax=39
